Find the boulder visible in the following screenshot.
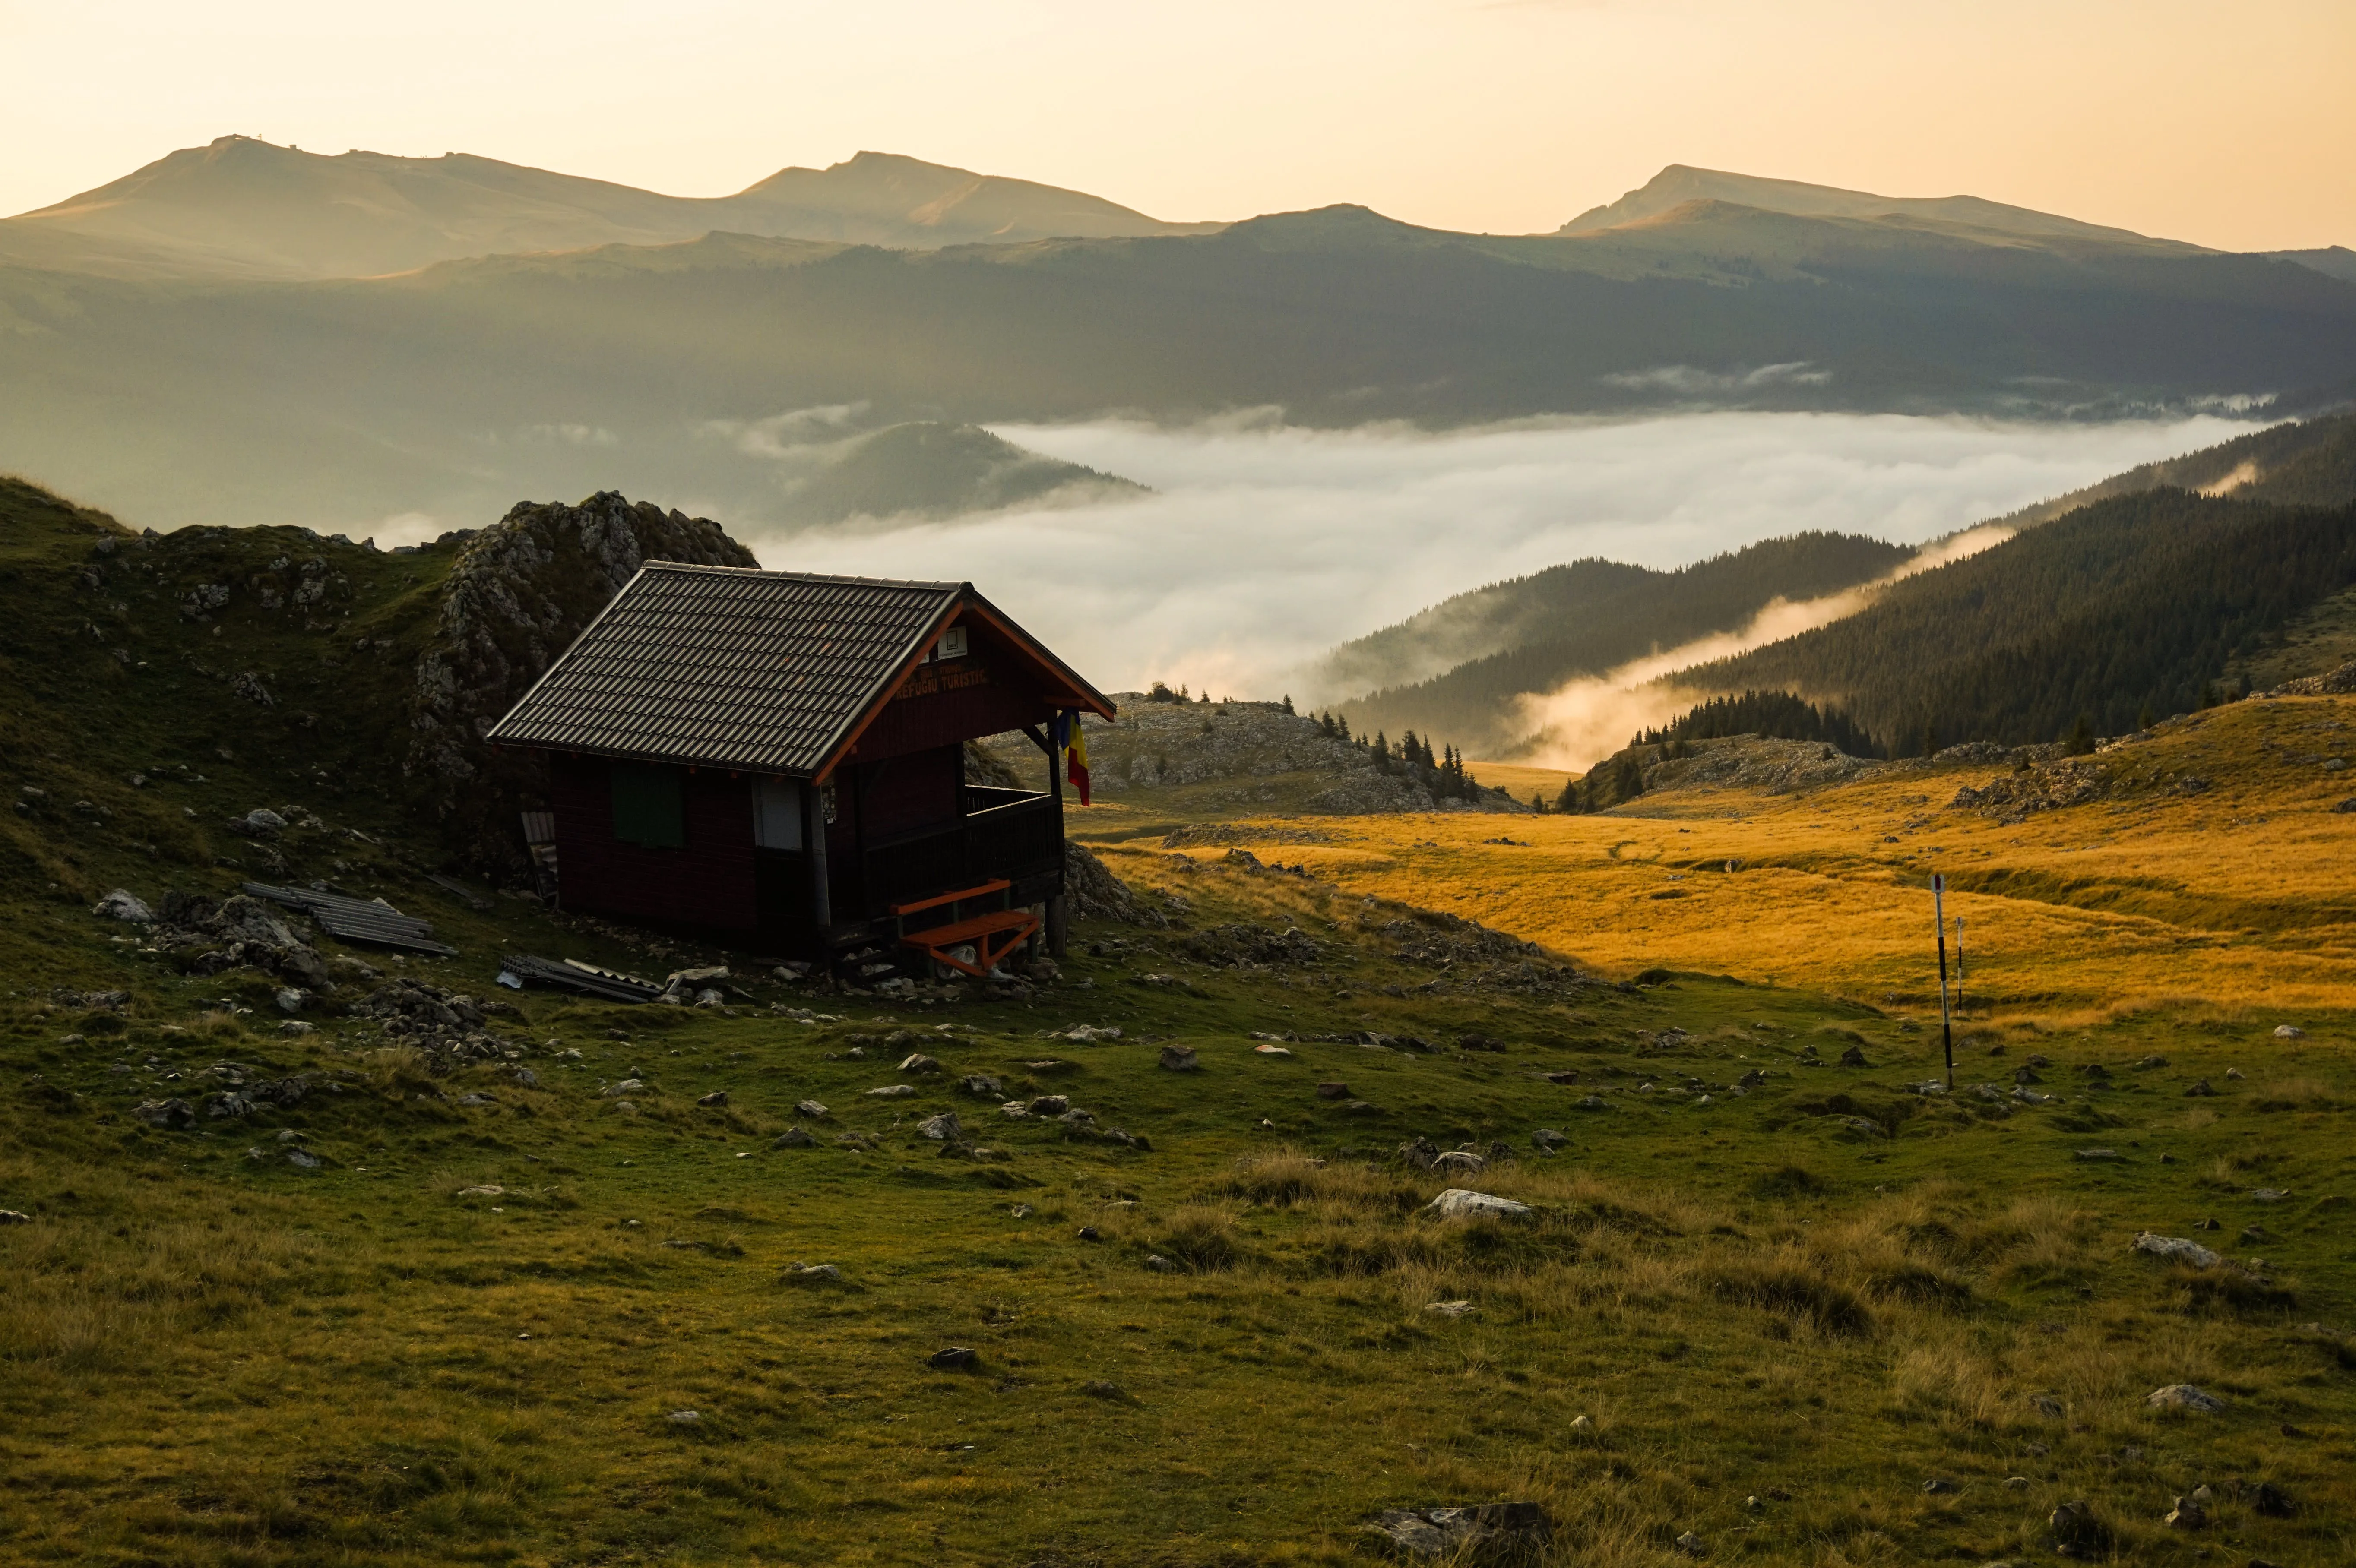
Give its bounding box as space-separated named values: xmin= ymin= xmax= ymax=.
xmin=916 ymin=1112 xmax=963 ymax=1141
xmin=1026 ymin=1095 xmax=1070 ymax=1116
xmin=134 ymin=1098 xmax=195 ymax=1130
xmin=697 ymin=1090 xmax=729 ymax=1107
xmin=2274 ymin=1024 xmax=2306 ymax=1039
xmin=93 ymin=889 xmax=154 ymax=923
xmin=1433 ymin=1149 xmax=1487 ymax=1175
xmin=771 ymin=1127 xmax=816 ymax=1149
xmin=1838 ymin=1044 xmax=1869 ymax=1067
xmin=2048 ymin=1500 xmax=2108 ymax=1555
xmin=1159 ymin=1044 xmax=1200 ymax=1072
xmin=959 ymin=1073 xmax=1004 ymax=1098
xmin=899 ymin=1052 xmax=941 ymax=1074
xmin=2131 ymin=1232 xmax=2220 ymax=1268
xmin=795 ymin=1099 xmax=828 ymax=1118
xmin=2145 ymin=1383 xmax=2225 ymax=1412
xmin=2162 ymin=1496 xmax=2207 ymax=1530
xmin=1423 ymin=1189 xmax=1532 ymax=1220
xmin=1368 ymin=1502 xmax=1551 ymax=1562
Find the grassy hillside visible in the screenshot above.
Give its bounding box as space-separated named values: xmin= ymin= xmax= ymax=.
xmin=1333 ymin=534 xmax=1912 ymax=754
xmin=8 ymin=202 xmax=2356 ymax=533
xmin=6 ymin=476 xmax=2356 ymax=1564
xmin=1688 ymin=490 xmax=2356 ymax=749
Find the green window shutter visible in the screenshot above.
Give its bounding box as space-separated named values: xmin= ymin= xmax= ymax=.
xmin=610 ymin=762 xmax=686 ymax=848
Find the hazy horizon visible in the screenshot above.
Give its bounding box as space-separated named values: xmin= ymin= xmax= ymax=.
xmin=4 ymin=1 xmax=2352 ymax=253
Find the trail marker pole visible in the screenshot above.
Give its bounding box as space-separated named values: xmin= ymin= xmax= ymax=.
xmin=1954 ymin=917 xmax=1966 ymax=1014
xmin=1932 ymin=873 xmax=1954 ymax=1091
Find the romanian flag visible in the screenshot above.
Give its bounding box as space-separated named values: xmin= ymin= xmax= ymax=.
xmin=1055 ymin=711 xmax=1093 ymax=806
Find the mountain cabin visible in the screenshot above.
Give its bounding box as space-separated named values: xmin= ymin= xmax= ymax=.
xmin=486 ymin=563 xmax=1115 ymax=978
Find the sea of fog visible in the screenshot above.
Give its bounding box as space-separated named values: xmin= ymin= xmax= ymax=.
xmin=738 ymin=411 xmax=2253 ymax=705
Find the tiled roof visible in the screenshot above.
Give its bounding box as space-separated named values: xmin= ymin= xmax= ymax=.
xmin=487 ymin=564 xmax=962 ymax=775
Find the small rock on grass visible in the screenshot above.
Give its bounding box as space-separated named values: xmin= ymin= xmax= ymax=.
xmin=916 ymin=1112 xmax=962 ymax=1141
xmin=1370 ymin=1503 xmax=1551 ymax=1561
xmin=1423 ymin=1189 xmax=1532 ymax=1220
xmin=697 ymin=1090 xmax=728 ymax=1107
xmin=666 ymin=1410 xmax=701 ymax=1425
xmin=2274 ymin=1024 xmax=2305 ymax=1039
xmin=1838 ymin=1045 xmax=1869 ymax=1067
xmin=795 ymin=1099 xmax=828 ymax=1118
xmin=866 ymin=1084 xmax=916 ymax=1099
xmin=1253 ymin=1043 xmax=1293 ymax=1056
xmin=2146 ymin=1383 xmax=2225 ymax=1412
xmin=0 ymin=1209 xmax=32 ymax=1224
xmin=2162 ymin=1495 xmax=2207 ymax=1530
xmin=783 ymin=1263 xmax=841 ymax=1283
xmin=927 ymin=1347 xmax=977 ymax=1371
xmin=1144 ymin=1254 xmax=1179 ymax=1272
xmin=1159 ymin=1044 xmax=1199 ymax=1072
xmin=1081 ymin=1379 xmax=1128 ymax=1401
xmin=1314 ymin=1081 xmax=1351 ymax=1100
xmin=1921 ymin=1478 xmax=1960 ymax=1495
xmin=1425 ymin=1300 xmax=1475 ymax=1317
xmin=771 ymin=1126 xmax=816 ymax=1149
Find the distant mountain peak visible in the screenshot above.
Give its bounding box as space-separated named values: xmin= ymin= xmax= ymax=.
xmin=1559 ymin=165 xmax=2207 ymax=253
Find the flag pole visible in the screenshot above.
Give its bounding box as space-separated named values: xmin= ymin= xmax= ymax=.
xmin=1932 ymin=873 xmax=1954 ymax=1091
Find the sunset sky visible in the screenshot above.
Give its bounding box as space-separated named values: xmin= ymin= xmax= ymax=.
xmin=5 ymin=0 xmax=2351 ymax=250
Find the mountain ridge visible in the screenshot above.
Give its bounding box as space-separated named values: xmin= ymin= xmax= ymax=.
xmin=1560 ymin=164 xmax=2211 ymax=254
xmin=1 ymin=136 xmax=1223 ymax=280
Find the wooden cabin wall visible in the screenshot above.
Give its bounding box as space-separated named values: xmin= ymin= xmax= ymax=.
xmin=549 ymin=755 xmax=759 ymax=933
xmin=854 ymin=744 xmax=962 ymax=841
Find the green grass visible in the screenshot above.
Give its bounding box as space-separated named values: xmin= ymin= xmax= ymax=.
xmin=5 ymin=475 xmax=2355 ymax=1564
xmin=4 ymin=850 xmax=2354 ymax=1565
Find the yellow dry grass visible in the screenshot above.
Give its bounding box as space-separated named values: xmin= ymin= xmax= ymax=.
xmin=1120 ymin=696 xmax=2356 ymax=1014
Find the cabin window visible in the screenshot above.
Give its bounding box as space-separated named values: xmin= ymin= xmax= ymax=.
xmin=752 ymin=778 xmax=804 ymax=850
xmin=610 ymin=762 xmax=685 ymax=848
xmin=923 ymin=626 xmax=969 ymax=662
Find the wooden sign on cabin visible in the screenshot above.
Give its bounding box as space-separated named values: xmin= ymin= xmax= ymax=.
xmin=487 ymin=563 xmax=1115 ymax=976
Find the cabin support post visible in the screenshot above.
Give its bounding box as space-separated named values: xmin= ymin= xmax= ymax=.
xmin=1046 ymin=716 xmax=1069 ymax=958
xmin=807 ymin=785 xmax=831 ymax=935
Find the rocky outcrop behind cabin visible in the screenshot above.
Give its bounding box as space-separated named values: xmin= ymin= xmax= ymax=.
xmin=406 ymin=491 xmax=757 ymax=871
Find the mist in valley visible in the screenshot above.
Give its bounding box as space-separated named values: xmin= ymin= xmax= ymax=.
xmin=744 ymin=410 xmax=2252 ymax=708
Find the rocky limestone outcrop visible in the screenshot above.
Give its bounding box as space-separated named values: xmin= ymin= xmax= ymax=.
xmin=1064 ymin=840 xmax=1167 ymax=926
xmin=405 ymin=492 xmax=757 ymax=870
xmin=2264 ymin=659 xmax=2356 ymax=698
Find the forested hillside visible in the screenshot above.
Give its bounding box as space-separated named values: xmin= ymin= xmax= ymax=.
xmin=1334 ymin=532 xmax=1910 ymax=754
xmin=1993 ymin=410 xmax=2356 ymax=529
xmin=1689 ymin=489 xmax=2356 ymax=749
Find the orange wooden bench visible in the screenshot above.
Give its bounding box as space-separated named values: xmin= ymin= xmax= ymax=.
xmin=890 ymin=880 xmax=1040 ymax=979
